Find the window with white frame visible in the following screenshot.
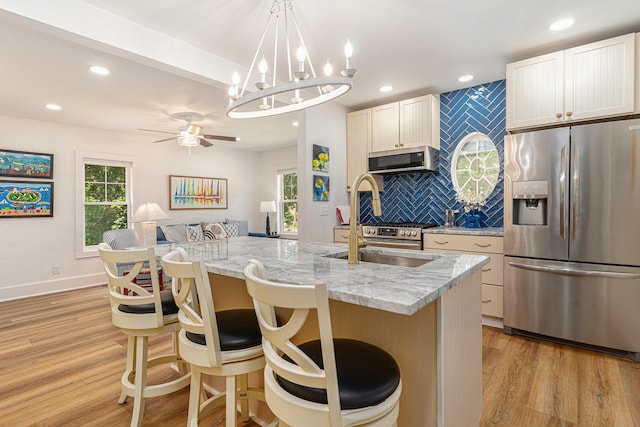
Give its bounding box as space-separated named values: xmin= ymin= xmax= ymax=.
xmin=75 ymin=152 xmax=133 ymax=257
xmin=278 ymin=169 xmax=298 ymax=234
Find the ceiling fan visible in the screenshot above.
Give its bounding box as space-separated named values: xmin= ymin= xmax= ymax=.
xmin=139 ymin=112 xmax=238 ymax=148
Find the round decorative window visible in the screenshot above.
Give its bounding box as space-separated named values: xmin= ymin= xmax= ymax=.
xmin=451 ymin=132 xmax=499 ymax=207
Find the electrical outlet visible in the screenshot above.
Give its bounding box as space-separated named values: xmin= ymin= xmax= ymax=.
xmin=320 ymin=206 xmax=329 ymax=216
xmin=52 ymin=265 xmax=60 ymax=274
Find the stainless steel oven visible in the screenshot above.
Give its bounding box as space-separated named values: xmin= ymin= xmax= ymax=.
xmin=362 ymin=222 xmax=437 ymax=251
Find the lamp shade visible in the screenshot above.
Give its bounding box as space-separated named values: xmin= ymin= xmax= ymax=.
xmin=131 ymin=202 xmax=169 ymax=222
xmin=260 ymin=201 xmax=277 ymax=213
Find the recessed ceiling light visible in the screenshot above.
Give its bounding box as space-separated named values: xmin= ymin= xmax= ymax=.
xmin=45 ymin=104 xmax=62 ymax=111
xmin=292 ymin=121 xmax=299 ymax=127
xmin=379 ymin=85 xmax=393 ymax=93
xmin=458 ymin=75 xmax=473 ymax=83
xmin=89 ymin=65 xmax=110 ymax=75
xmin=549 ymin=18 xmax=574 ymax=32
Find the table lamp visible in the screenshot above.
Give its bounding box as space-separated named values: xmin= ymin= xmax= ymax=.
xmin=132 ymin=202 xmax=169 ymax=246
xmin=259 ymin=200 xmax=277 ymax=235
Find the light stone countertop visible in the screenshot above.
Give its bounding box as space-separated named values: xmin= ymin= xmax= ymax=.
xmin=424 ymin=226 xmax=504 ymax=237
xmin=162 ymin=237 xmax=489 ymax=316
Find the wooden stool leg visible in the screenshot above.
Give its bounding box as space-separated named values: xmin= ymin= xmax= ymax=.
xmin=119 ymin=336 xmax=136 ymax=404
xmin=130 ymin=336 xmax=148 ymax=427
xmin=226 ymin=375 xmax=237 ymax=427
xmin=239 ymin=373 xmax=249 ymax=422
xmin=188 ymin=368 xmax=203 ymax=427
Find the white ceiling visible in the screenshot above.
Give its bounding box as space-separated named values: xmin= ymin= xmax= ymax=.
xmin=0 ymin=0 xmax=638 ymax=151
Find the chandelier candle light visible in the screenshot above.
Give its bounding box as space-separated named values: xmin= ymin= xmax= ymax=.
xmin=132 ymin=202 xmax=169 ymax=246
xmin=226 ymin=0 xmax=357 ymax=119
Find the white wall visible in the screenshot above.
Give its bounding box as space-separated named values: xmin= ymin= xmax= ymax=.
xmin=297 ymin=102 xmax=349 ymax=242
xmin=255 ymin=146 xmax=297 ymax=235
xmin=0 ymin=114 xmax=263 ymax=300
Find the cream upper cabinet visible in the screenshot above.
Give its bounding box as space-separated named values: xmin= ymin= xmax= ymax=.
xmin=370 ymin=95 xmax=440 ymax=152
xmin=346 ymin=109 xmax=383 ymax=192
xmin=399 ymin=95 xmax=441 ymax=150
xmin=371 ymin=102 xmax=400 ymax=152
xmin=507 ymin=33 xmax=636 ymax=131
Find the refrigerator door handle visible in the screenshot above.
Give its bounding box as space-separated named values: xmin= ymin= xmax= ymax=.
xmin=508 ymin=261 xmax=640 ymax=279
xmin=560 ymin=146 xmax=567 ymax=239
xmin=572 ymin=145 xmax=579 ymax=240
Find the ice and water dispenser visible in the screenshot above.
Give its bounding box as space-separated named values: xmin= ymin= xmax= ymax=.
xmin=511 ymin=180 xmax=548 ymax=225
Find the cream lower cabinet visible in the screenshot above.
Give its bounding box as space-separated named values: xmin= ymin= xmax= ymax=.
xmin=424 ymin=233 xmax=504 ymax=319
xmin=334 ymin=228 xmax=349 ymax=243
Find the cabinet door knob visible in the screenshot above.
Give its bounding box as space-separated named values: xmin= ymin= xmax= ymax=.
xmin=566 ymin=111 xmax=573 ymax=117
xmin=556 ymin=113 xmax=562 ymax=119
xmin=399 ymin=143 xmax=404 ymax=147
xmin=394 ymin=144 xmax=399 ymax=148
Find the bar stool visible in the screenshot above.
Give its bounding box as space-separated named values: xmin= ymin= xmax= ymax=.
xmin=161 ymin=248 xmax=268 ymax=427
xmin=243 ymin=259 xmax=402 ymax=427
xmin=98 ymin=243 xmax=190 ymax=427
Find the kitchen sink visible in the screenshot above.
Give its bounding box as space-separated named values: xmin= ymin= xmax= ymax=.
xmin=325 ymin=251 xmax=432 ymax=268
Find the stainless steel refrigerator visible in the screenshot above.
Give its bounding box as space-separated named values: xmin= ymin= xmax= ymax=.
xmin=503 ymin=118 xmax=640 ymax=361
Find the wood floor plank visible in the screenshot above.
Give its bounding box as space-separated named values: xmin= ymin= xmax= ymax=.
xmin=619 ymin=358 xmax=640 ymax=426
xmin=578 ymin=351 xmax=635 ymax=426
xmin=528 ymin=341 xmax=579 ymax=423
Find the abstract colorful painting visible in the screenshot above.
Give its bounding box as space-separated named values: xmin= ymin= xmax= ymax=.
xmin=312 ymin=175 xmax=330 ymax=201
xmin=312 ymin=144 xmax=329 ymax=172
xmin=0 ymin=149 xmax=53 ymax=179
xmin=0 ymin=180 xmax=54 ymax=218
xmin=169 ymin=175 xmax=227 ymax=210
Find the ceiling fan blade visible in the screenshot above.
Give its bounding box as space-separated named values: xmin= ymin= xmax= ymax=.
xmin=199 ymin=138 xmax=214 ymax=147
xmin=202 ymin=134 xmax=238 ymax=142
xmin=153 ymin=136 xmax=177 ymax=143
xmin=138 ymin=128 xmax=177 ymax=135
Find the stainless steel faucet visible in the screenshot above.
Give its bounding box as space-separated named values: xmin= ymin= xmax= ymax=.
xmin=348 ymin=173 xmax=382 ymax=264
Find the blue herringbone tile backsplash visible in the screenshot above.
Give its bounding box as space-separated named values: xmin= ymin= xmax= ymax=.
xmin=360 ymin=80 xmax=506 ymax=227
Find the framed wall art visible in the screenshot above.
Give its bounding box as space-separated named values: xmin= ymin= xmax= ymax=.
xmin=170 ymin=175 xmax=228 ymax=210
xmin=0 ymin=149 xmax=53 ymax=179
xmin=312 ymin=175 xmax=330 ymax=201
xmin=0 ymin=180 xmax=54 ymax=218
xmin=312 ymin=144 xmax=329 ymax=172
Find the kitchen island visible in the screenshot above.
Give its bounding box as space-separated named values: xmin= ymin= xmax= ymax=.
xmin=171 ymin=237 xmax=489 ymax=426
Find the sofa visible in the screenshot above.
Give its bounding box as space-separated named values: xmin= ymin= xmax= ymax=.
xmin=155 ymin=219 xmax=250 ymax=244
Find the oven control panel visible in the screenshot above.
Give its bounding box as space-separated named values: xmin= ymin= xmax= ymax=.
xmin=362 ymin=226 xmax=422 ymax=241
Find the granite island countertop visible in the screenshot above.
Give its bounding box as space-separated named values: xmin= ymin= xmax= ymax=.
xmin=168 ymin=236 xmax=489 ymax=316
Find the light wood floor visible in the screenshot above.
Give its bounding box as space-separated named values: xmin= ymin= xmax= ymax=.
xmin=1 ymin=286 xmax=638 ymax=426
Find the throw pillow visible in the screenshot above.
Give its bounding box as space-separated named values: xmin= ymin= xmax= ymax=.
xmin=222 ymin=222 xmax=239 ymax=238
xmin=186 ymin=224 xmax=204 ymax=242
xmin=202 ymin=222 xmax=227 ymax=240
xmin=225 ymin=218 xmax=249 ymax=236
xmin=160 ymin=224 xmax=188 ymax=243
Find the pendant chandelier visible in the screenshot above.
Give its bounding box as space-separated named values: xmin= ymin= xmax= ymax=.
xmin=226 ymin=0 xmax=357 ymax=119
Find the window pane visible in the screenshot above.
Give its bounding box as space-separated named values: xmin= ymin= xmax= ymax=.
xmin=84 ymin=205 xmax=128 ymax=246
xmin=85 ymin=183 xmax=105 ymax=202
xmin=107 ymin=183 xmax=126 ymax=202
xmin=107 ymin=166 xmax=126 ymax=183
xmin=282 ymin=202 xmax=298 ymax=232
xmin=85 ymin=164 xmax=105 ymax=182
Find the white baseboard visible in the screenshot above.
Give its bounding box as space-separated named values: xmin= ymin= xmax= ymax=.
xmin=482 ymin=315 xmax=504 ymax=329
xmin=0 ymin=273 xmax=106 ymax=301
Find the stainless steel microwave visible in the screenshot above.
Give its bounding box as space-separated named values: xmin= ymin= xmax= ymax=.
xmin=368 ymin=145 xmax=439 ymax=174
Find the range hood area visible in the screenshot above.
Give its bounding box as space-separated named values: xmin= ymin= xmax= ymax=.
xmin=368 ymin=145 xmax=439 ymax=174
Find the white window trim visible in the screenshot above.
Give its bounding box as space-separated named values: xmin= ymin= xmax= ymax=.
xmin=277 ymin=168 xmax=298 ymax=236
xmin=75 ymin=151 xmax=134 ymax=258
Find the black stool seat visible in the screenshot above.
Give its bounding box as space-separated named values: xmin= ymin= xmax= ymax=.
xmin=185 ymin=309 xmax=262 ymax=351
xmin=276 ymin=338 xmax=400 ymax=410
xmin=118 ymin=289 xmax=179 ymax=315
